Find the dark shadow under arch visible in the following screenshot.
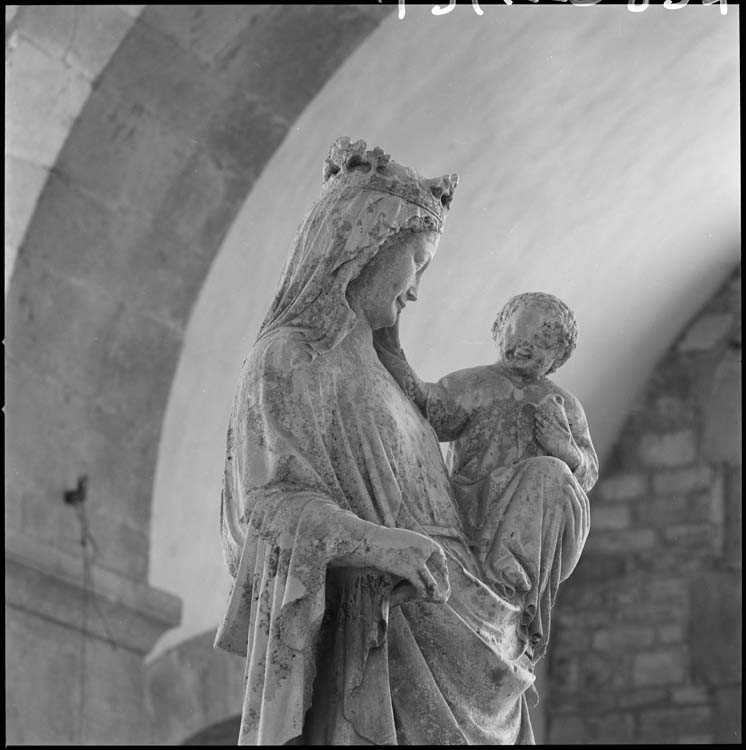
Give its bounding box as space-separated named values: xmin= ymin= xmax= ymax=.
xmin=183 ymin=715 xmax=241 ymax=746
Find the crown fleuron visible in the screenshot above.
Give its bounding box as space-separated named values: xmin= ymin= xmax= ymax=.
xmin=322 ymin=137 xmax=458 ymax=225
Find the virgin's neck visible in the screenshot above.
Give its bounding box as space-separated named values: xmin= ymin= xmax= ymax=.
xmin=345 ymin=315 xmax=375 ymax=351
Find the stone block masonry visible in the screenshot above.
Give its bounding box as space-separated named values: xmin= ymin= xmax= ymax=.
xmin=547 ymin=268 xmax=741 ymax=744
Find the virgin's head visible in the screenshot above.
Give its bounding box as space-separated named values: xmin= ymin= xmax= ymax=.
xmin=258 ymin=137 xmax=457 ymax=354
xmin=345 ymin=225 xmax=439 ymax=331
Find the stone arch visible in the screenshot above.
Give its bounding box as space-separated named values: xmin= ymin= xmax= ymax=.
xmin=547 ymin=268 xmax=741 ymax=744
xmin=182 ymin=716 xmax=242 ymax=746
xmin=5 ymin=5 xmax=740 ymax=745
xmin=5 ymin=6 xmax=391 ymax=743
xmin=6 ymin=3 xmax=391 ymax=582
xmin=5 ymin=5 xmax=145 ymax=292
xmin=147 ymin=1 xmax=740 ymax=659
xmin=145 ymin=630 xmax=244 ymax=746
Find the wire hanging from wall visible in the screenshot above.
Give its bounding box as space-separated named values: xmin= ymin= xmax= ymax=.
xmin=64 ymin=476 xmax=119 ymax=743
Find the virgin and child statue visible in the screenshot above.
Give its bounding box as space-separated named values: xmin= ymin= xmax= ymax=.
xmin=214 ymin=137 xmax=597 ymax=745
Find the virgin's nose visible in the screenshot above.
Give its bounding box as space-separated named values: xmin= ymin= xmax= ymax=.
xmin=406 ymin=286 xmax=418 ymax=302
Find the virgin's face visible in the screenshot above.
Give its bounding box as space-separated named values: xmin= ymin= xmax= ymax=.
xmin=347 ymin=231 xmax=439 ymax=330
xmin=495 ymin=303 xmax=562 ymax=379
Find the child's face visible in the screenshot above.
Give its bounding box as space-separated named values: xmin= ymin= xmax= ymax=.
xmin=495 ymin=303 xmax=563 ymax=378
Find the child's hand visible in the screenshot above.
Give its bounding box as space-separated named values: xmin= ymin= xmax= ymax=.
xmin=536 ymin=394 xmax=567 ymax=423
xmin=534 ymin=395 xmax=581 ymax=470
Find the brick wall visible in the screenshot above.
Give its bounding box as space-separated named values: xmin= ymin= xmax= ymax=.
xmin=547 ymin=267 xmax=741 ymax=744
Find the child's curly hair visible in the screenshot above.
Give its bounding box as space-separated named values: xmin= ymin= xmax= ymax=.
xmin=491 ymin=292 xmax=578 ymax=375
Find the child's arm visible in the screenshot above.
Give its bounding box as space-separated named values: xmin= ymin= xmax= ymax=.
xmin=373 ymin=324 xmax=471 ymax=441
xmin=563 ymin=396 xmax=599 ymax=492
xmin=535 ymin=392 xmax=599 ymax=492
xmin=424 ymin=371 xmax=472 ymax=442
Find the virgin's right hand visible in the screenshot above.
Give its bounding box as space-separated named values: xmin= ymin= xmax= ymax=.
xmin=368 ymin=526 xmax=450 ymax=604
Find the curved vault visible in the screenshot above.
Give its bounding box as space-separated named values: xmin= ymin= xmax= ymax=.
xmin=149 ymin=4 xmax=739 ymax=659
xmin=6 ymin=5 xmax=391 ymax=586
xmin=5 ymin=3 xmax=739 ymax=677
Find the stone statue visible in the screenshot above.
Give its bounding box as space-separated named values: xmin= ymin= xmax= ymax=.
xmin=375 ymin=291 xmax=598 ymax=664
xmin=215 ymin=137 xmax=589 ymax=745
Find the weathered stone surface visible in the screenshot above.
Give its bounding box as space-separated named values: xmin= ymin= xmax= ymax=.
xmin=584 ymin=712 xmax=636 ymax=743
xmin=671 ymin=685 xmax=709 ymax=705
xmin=548 ymin=715 xmax=585 ymax=743
xmin=634 ymin=494 xmax=688 ymax=525
xmin=614 ymin=687 xmax=668 ymax=709
xmin=377 ymin=289 xmax=598 ymax=674
xmin=7 ymin=255 xmax=119 ymax=393
xmin=15 ymin=5 xmax=136 ymax=79
xmin=212 ymin=6 xmax=383 ymax=121
xmin=638 ymin=705 xmax=712 ymax=740
xmin=63 ymin=6 xmax=138 ymax=77
xmin=583 ymin=527 xmax=657 ymax=554
xmin=5 ymin=533 xmax=181 ymax=744
xmin=590 ymin=504 xmax=631 ymax=530
xmin=5 ymin=37 xmax=91 ymax=167
xmin=702 ymin=348 xmax=742 ymax=464
xmin=661 ymin=522 xmax=718 ymax=554
xmin=216 ymin=139 xmax=577 ymax=744
xmin=104 ymin=18 xmax=223 ymax=137
xmin=141 ymin=4 xmax=263 ymax=65
xmin=125 ymin=227 xmax=215 ymax=331
xmin=4 ymin=154 xmax=49 ymax=250
xmin=19 ymin=172 xmax=146 ymax=296
xmin=5 ymin=606 xmax=81 ymax=744
xmin=652 ymin=465 xmax=714 ymax=495
xmin=7 ymin=254 xmax=183 ymax=426
xmin=4 ymin=5 xmax=142 ymax=294
xmin=649 ymin=393 xmax=697 ymax=430
xmin=5 ymin=532 xmax=181 ymax=654
xmin=689 ymin=570 xmax=742 ymax=687
xmin=7 ymin=355 xmax=157 ymax=522
xmin=657 ymin=623 xmax=685 ymax=644
xmin=724 ymin=464 xmax=742 ymax=569
xmin=97 ymin=305 xmax=184 ymax=421
xmin=580 ymin=651 xmax=630 ymax=691
xmin=677 ymin=312 xmax=733 ymax=352
xmin=713 ymin=686 xmax=742 ymax=743
xmin=593 ymin=626 xmax=655 ymax=651
xmin=639 ymin=429 xmax=697 ymax=467
xmin=6 ymin=286 xmax=173 ymax=579
xmin=569 ymin=551 xmax=626 ymax=585
xmin=117 ymin=5 xmax=145 ymax=19
xmin=595 ymin=473 xmax=647 ymax=502
xmin=146 ymin=631 xmax=244 ymax=745
xmin=633 ymin=648 xmax=687 ymax=687
xmin=55 ymin=84 xmax=193 ymax=212
xmin=197 ymin=92 xmax=290 ymax=184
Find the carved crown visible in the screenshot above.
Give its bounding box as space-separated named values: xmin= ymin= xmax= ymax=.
xmin=322 ymin=137 xmax=458 ymax=224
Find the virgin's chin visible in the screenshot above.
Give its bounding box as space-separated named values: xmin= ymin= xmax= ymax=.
xmin=371 ymin=312 xmax=398 ymax=330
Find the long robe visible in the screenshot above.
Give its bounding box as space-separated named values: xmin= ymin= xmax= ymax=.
xmin=215 ymin=327 xmax=537 ymax=745
xmin=422 ymin=365 xmax=596 ymax=663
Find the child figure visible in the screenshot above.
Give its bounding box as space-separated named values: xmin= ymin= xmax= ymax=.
xmin=375 ymin=292 xmax=598 ymax=662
